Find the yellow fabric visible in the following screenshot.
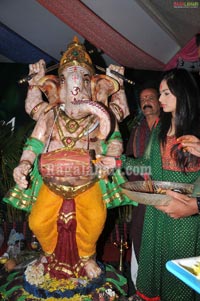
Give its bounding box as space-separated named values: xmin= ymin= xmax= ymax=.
xmin=29 ymin=184 xmax=63 ymax=254
xmin=76 ymin=182 xmax=106 ymax=257
xmin=29 ymin=182 xmax=106 ymax=257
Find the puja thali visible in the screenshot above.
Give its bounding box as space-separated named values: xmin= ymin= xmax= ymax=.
xmin=121 ymin=181 xmax=194 ymax=205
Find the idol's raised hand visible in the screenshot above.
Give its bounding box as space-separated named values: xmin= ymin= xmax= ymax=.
xmin=28 ymin=59 xmax=46 ymax=85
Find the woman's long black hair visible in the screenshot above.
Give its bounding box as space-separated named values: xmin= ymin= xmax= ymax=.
xmin=158 ymin=68 xmax=200 ymax=170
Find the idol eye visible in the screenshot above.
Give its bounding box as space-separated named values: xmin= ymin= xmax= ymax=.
xmin=83 ymin=77 xmax=90 ymax=85
xmin=60 ymin=75 xmax=65 ymax=84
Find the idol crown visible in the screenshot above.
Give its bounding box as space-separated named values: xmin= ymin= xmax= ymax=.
xmin=59 ymin=36 xmax=95 ymax=75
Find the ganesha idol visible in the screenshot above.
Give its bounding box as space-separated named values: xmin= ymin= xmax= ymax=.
xmin=3 ymin=37 xmax=133 ymax=298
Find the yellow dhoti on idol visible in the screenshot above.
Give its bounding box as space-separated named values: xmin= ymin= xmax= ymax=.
xmin=29 ymin=182 xmax=106 ymax=258
xmin=3 ymin=139 xmax=134 ymax=280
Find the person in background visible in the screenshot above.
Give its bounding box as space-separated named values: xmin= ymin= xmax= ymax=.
xmin=125 ymin=83 xmax=161 ymax=290
xmin=98 ymin=68 xmax=200 ymax=301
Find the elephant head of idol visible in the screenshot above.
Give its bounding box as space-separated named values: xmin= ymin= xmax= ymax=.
xmin=57 ymin=36 xmax=112 ymax=140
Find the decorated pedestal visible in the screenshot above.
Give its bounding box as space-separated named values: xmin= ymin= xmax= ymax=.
xmin=0 ymin=263 xmax=127 ymax=301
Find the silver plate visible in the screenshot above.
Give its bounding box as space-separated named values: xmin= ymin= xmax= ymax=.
xmin=121 ymin=181 xmax=194 ymax=206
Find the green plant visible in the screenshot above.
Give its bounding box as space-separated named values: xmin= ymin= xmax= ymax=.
xmin=0 ymin=121 xmax=34 ymax=222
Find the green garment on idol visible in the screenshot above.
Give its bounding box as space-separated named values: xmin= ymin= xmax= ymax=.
xmin=3 ymin=138 xmax=44 ymax=212
xmin=122 ymin=125 xmax=200 ymax=301
xmin=3 ymin=131 xmax=136 ymax=213
xmin=100 ymin=130 xmax=137 ymax=209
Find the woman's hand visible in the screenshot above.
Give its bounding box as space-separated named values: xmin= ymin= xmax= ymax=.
xmin=155 ymin=190 xmax=198 ymax=218
xmin=94 ymin=156 xmax=117 ymax=179
xmin=96 ymin=156 xmax=117 ymax=170
xmin=177 ymin=135 xmax=200 ymax=157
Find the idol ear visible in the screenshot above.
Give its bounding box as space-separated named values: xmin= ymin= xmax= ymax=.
xmin=37 ymin=75 xmax=61 ymax=105
xmin=91 ymin=74 xmax=119 ymax=102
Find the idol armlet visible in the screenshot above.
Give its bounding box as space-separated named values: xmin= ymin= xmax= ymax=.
xmin=19 ymin=159 xmax=32 ymax=166
xmin=30 ymin=102 xmax=44 ymax=119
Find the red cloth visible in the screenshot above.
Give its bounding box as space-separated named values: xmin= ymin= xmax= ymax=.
xmin=45 ymin=199 xmax=86 ymax=279
xmin=165 ymin=36 xmax=199 ymax=70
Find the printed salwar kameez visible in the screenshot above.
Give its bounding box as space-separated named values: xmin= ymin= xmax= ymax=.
xmin=122 ymin=126 xmax=200 ymax=301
